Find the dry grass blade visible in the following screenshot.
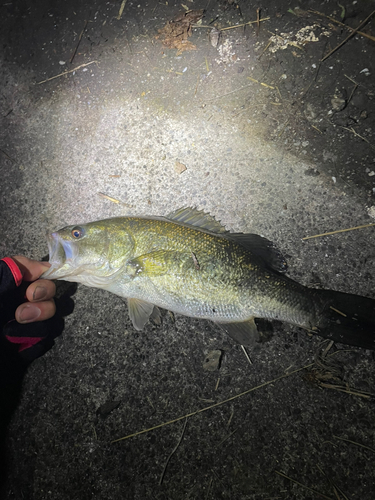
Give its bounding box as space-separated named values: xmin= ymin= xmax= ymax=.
xmin=97 ymin=192 xmax=120 ymax=204
xmin=70 ymin=20 xmax=88 ymax=64
xmin=317 ymin=465 xmax=350 ymax=500
xmin=241 ymin=345 xmax=253 ymax=365
xmin=97 ymin=192 xmax=133 ymax=207
xmin=112 ymin=362 xmax=315 ymax=443
xmin=159 ymin=418 xmax=188 ymax=485
xmin=302 ymin=223 xmax=375 ymax=240
xmin=194 ymin=17 xmax=270 ymax=31
xmin=117 ymin=0 xmax=127 ymax=20
xmin=321 ymin=10 xmax=375 ymax=62
xmin=333 ymin=435 xmax=375 ymax=453
xmin=319 ymin=383 xmax=374 ymax=399
xmin=275 ymin=470 xmax=335 ymax=500
xmin=37 ymin=61 xmax=98 ymax=84
xmin=309 ymin=9 xmax=375 ymax=42
xmin=340 ymin=126 xmax=375 ymax=151
xmin=0 ymin=149 xmax=16 ymax=163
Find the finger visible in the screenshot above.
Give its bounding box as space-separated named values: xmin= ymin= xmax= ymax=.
xmin=12 ymin=256 xmax=51 ymax=281
xmin=25 ymin=279 xmax=56 ymax=302
xmin=16 ymin=299 xmax=56 ymax=324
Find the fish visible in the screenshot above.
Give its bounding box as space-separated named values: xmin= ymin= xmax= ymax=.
xmin=41 ymin=207 xmax=375 ymax=349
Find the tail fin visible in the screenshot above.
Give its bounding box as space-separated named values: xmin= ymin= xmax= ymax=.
xmin=316 ymin=289 xmax=375 ymax=350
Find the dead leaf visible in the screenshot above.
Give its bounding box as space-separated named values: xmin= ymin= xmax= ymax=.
xmin=174 ymin=161 xmax=187 ymax=174
xmin=157 ymin=10 xmax=204 ymax=54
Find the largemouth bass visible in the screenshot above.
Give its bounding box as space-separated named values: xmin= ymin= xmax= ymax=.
xmin=42 ymin=208 xmax=375 ymax=349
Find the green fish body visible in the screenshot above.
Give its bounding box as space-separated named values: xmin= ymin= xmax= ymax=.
xmin=42 ymin=208 xmax=375 ymax=348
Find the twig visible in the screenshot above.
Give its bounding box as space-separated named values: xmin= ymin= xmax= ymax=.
xmin=309 ymin=9 xmax=375 ymax=43
xmin=275 ymin=470 xmax=335 ymax=500
xmin=193 ymin=17 xmax=270 ymax=31
xmin=340 ymin=126 xmax=375 ymax=151
xmin=321 ymin=10 xmax=375 ymax=62
xmin=205 ymin=477 xmax=213 ymax=500
xmin=217 ymin=428 xmax=237 ymax=447
xmin=36 ymin=61 xmax=98 ymax=84
xmin=117 ymin=0 xmax=128 ymax=20
xmin=256 ymin=8 xmax=260 ymax=36
xmin=347 ymin=81 xmax=358 ymax=104
xmin=247 ymin=76 xmax=274 ymax=89
xmin=317 ymin=465 xmax=350 ymax=500
xmin=319 ymin=383 xmax=374 ymax=398
xmin=97 ymin=192 xmax=133 ymax=207
xmin=226 ymin=410 xmax=234 ymax=428
xmin=221 ymin=17 xmax=270 ymax=30
xmin=112 ymin=361 xmax=316 ymax=443
xmin=70 ymin=20 xmax=88 ymax=64
xmin=302 ymin=223 xmax=375 ymax=240
xmin=241 ymin=345 xmax=253 ymax=365
xmin=311 ymin=124 xmax=323 ymax=134
xmin=0 ymin=149 xmax=16 ymax=163
xmin=159 ymin=418 xmax=188 ymax=485
xmin=258 ymin=40 xmax=272 ymax=59
xmin=98 ymin=192 xmax=120 ymax=204
xmin=333 ymin=435 xmax=375 ymax=453
xmin=329 ymin=306 xmax=346 ymax=318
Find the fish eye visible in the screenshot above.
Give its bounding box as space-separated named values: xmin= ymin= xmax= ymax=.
xmin=71 ymin=226 xmax=85 ymax=239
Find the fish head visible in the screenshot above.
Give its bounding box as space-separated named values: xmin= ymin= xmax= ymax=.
xmin=41 ymin=219 xmax=135 ymax=286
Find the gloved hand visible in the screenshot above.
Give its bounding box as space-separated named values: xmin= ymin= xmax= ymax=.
xmin=0 ymin=256 xmax=64 ymax=368
xmin=0 ymin=256 xmax=73 ymax=490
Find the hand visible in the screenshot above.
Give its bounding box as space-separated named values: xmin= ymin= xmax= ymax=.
xmin=1 ymin=256 xmax=69 ymax=363
xmin=11 ymin=256 xmax=57 ymax=324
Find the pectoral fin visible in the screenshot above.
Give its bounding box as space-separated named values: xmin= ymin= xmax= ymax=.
xmin=127 ymin=298 xmax=156 ymax=330
xmin=127 ymin=250 xmax=177 ymax=277
xmin=216 ymin=317 xmax=259 ymax=346
xmin=128 ymin=250 xmax=195 ymax=277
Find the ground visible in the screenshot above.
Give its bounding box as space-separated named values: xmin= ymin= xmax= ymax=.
xmin=0 ymin=0 xmax=375 ymax=499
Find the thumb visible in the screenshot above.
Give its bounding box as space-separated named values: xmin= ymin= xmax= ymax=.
xmin=12 ymin=256 xmax=51 ymax=281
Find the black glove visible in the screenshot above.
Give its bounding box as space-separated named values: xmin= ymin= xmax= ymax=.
xmin=0 ymin=257 xmax=73 ymax=381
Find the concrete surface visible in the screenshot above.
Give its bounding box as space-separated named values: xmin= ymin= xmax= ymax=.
xmin=1 ymin=0 xmax=375 ymax=499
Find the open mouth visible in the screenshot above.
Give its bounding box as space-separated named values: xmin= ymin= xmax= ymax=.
xmin=41 ymin=232 xmax=75 ymax=280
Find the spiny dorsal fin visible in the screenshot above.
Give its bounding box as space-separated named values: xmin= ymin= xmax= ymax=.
xmin=167 ymin=208 xmax=287 ymax=272
xmin=166 ymin=207 xmax=228 ymax=234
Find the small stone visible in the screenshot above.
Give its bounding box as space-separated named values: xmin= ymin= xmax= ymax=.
xmin=331 ymin=97 xmax=346 ymax=112
xmin=209 ymin=28 xmax=221 ymax=48
xmin=203 ymin=350 xmax=223 ymax=371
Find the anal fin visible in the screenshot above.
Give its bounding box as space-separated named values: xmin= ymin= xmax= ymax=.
xmin=216 ymin=317 xmax=259 ymax=346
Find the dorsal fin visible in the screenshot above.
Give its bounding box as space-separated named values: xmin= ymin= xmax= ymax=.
xmin=166 ymin=208 xmax=287 ymax=273
xmin=228 ymin=233 xmax=288 ymax=273
xmin=166 ymin=207 xmax=228 ymax=234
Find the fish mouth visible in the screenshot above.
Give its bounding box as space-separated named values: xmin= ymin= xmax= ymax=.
xmin=41 ymin=232 xmax=78 ymax=280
